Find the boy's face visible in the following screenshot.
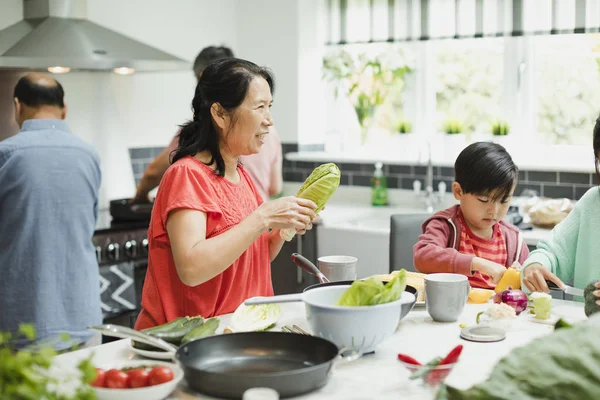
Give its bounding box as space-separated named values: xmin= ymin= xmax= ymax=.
xmin=452 ymin=182 xmax=514 ymax=232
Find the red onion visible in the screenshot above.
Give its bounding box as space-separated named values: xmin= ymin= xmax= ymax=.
xmin=493 ymin=286 xmax=528 ymax=315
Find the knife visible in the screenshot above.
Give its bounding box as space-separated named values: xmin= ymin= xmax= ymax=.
xmin=546 ymin=281 xmax=584 ymax=297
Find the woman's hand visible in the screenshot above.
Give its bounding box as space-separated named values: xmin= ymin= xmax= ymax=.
xmin=594 ymin=282 xmax=600 ymax=306
xmin=256 ymin=196 xmax=317 ymax=231
xmin=521 ymin=263 xmax=564 ymax=293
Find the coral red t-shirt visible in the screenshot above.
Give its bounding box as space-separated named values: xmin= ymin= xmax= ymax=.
xmin=458 ymin=211 xmax=507 ymax=290
xmin=134 ymin=156 xmax=273 ymax=330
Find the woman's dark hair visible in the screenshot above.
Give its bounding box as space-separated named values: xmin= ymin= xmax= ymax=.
xmin=14 ymin=75 xmax=65 ymax=108
xmin=454 ymin=142 xmax=518 ymax=202
xmin=172 ymin=58 xmax=275 ymax=176
xmin=593 ymin=115 xmax=600 ymax=184
xmin=193 ymin=46 xmax=234 ymax=78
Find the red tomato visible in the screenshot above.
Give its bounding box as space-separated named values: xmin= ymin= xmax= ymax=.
xmin=90 ymin=368 xmax=106 ymax=387
xmin=127 ymin=368 xmax=150 ymax=388
xmin=148 ymin=366 xmax=174 ymax=386
xmin=104 ymin=369 xmax=128 ymax=389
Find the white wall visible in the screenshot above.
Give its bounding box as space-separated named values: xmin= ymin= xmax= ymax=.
xmin=236 ymin=0 xmax=327 ymax=147
xmin=0 ymin=0 xmax=239 ymax=207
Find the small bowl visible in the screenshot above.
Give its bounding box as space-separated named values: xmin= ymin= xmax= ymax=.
xmin=93 ymin=360 xmax=183 ymax=400
xmin=399 ymin=360 xmax=457 ymax=389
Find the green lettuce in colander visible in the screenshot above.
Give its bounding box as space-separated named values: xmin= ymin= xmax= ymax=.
xmin=280 ymin=163 xmax=341 ymax=241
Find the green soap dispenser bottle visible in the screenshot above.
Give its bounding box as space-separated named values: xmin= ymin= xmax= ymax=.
xmin=371 ymin=162 xmax=388 ymax=206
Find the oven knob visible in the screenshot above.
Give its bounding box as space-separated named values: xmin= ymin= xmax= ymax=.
xmin=106 ymin=242 xmax=120 ymax=261
xmin=141 ymin=238 xmax=148 ymax=254
xmin=124 ymin=240 xmax=138 ymax=258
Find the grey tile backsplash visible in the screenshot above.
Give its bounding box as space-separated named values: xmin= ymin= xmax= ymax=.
xmin=130 ymin=143 xmax=596 ymax=201
xmin=129 ymin=147 xmax=164 ymax=184
xmin=279 ymin=143 xmax=595 ymax=201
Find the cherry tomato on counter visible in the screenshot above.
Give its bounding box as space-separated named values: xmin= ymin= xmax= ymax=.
xmin=148 ymin=366 xmax=174 ymax=386
xmin=104 ymin=368 xmax=129 ymax=389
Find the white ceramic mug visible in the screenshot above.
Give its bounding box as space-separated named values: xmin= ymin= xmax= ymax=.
xmin=424 ymin=273 xmax=470 ymax=322
xmin=317 ymin=255 xmax=358 ymax=282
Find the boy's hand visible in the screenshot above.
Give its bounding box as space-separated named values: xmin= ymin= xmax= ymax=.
xmin=471 ymin=257 xmax=507 ymax=284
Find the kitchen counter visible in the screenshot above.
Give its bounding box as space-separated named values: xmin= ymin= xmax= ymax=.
xmin=56 ymin=299 xmax=585 ymax=400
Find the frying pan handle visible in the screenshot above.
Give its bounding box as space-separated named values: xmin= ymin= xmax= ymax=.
xmin=331 ymin=347 xmax=362 ymax=372
xmin=244 ymin=293 xmax=304 ymax=305
xmin=291 ymin=253 xmax=330 ymax=283
xmin=88 ymin=324 xmax=178 ymax=356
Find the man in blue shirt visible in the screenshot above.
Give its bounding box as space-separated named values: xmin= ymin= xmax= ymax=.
xmin=0 ymin=73 xmax=102 ymax=349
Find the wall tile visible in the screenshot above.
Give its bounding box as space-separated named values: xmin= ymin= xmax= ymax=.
xmin=352 ymin=174 xmax=372 ymax=187
xmin=518 ymin=170 xmax=527 ymax=181
xmin=527 ymin=171 xmax=558 ymax=183
xmin=340 ymin=162 xmax=363 ymax=172
xmin=389 ymin=165 xmax=412 ymax=175
xmin=283 ymin=170 xmax=304 ymax=182
xmin=295 ymin=161 xmax=317 ymax=170
xmin=439 ymin=167 xmax=454 ymax=178
xmin=542 ymin=184 xmax=573 ymax=199
xmin=559 ymin=172 xmax=591 ymax=185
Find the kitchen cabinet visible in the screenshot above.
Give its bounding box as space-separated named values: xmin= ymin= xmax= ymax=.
xmin=270 ymin=227 xmax=319 ymax=294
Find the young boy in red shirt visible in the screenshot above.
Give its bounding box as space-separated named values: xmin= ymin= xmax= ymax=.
xmin=413 ymin=142 xmax=529 ymax=289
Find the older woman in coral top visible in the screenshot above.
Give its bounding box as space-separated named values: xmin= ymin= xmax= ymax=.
xmin=135 ymin=58 xmax=317 ymax=329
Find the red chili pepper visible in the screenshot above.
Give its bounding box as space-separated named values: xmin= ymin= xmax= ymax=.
xmin=438 ymin=345 xmax=463 ymax=365
xmin=397 ymin=353 xmax=422 ymax=365
xmin=424 ymin=345 xmax=463 ymax=387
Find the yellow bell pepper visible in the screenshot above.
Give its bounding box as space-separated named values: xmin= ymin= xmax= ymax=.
xmin=495 ymin=267 xmax=521 ymax=293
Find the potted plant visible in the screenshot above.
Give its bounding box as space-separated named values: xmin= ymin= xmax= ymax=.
xmin=323 ymin=48 xmax=412 ymax=144
xmin=443 ymin=118 xmax=464 ymax=135
xmin=396 ymin=117 xmax=412 ymax=134
xmin=491 ymin=120 xmax=510 ymax=136
xmin=441 ymin=118 xmax=466 ymax=155
xmin=491 ymin=119 xmax=511 ymax=147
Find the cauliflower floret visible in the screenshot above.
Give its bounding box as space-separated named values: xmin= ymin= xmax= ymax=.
xmin=487 ymin=303 xmax=517 ymax=319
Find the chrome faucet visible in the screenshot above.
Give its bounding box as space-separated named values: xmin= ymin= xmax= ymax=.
xmin=414 ymin=140 xmax=445 ymax=213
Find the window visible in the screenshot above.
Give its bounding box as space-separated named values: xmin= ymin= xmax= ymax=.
xmin=434 ymin=38 xmax=504 ymax=134
xmin=534 ymin=34 xmax=600 ymax=145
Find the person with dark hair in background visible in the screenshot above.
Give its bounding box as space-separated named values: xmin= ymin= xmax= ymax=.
xmin=0 ymin=73 xmax=102 ymax=348
xmin=520 ymin=117 xmax=600 ymax=304
xmin=132 ymin=45 xmax=283 ymax=203
xmin=134 ymin=58 xmax=316 ymax=330
xmin=413 ymin=142 xmax=529 ymax=289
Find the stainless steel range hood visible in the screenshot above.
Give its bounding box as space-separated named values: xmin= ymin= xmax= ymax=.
xmin=0 ymin=0 xmax=190 ymax=72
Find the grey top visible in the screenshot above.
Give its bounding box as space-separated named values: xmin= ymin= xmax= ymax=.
xmin=0 ymin=119 xmax=102 ymax=348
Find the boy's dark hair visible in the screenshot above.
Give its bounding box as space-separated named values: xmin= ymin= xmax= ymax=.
xmin=13 ymin=76 xmax=65 ymax=108
xmin=454 ymin=142 xmax=518 ymax=202
xmin=193 ymin=46 xmax=234 ymax=78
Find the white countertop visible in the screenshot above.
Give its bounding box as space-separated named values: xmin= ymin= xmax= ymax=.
xmin=56 ymin=299 xmax=585 ymax=400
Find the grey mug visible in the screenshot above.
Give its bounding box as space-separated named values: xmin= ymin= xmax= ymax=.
xmin=317 ymin=255 xmax=358 ymax=282
xmin=424 ymin=273 xmax=470 ymax=322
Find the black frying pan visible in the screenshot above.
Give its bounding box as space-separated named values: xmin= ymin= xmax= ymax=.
xmin=90 ymin=325 xmax=341 ymax=399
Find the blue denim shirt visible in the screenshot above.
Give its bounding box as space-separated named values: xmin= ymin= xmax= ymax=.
xmin=0 ymin=119 xmax=102 ymax=348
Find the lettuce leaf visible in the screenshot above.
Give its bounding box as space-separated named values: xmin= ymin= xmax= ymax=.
xmin=437 ymin=314 xmax=600 ymax=400
xmin=336 ymin=270 xmax=407 ymax=306
xmin=229 ymin=304 xmax=281 ymax=332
